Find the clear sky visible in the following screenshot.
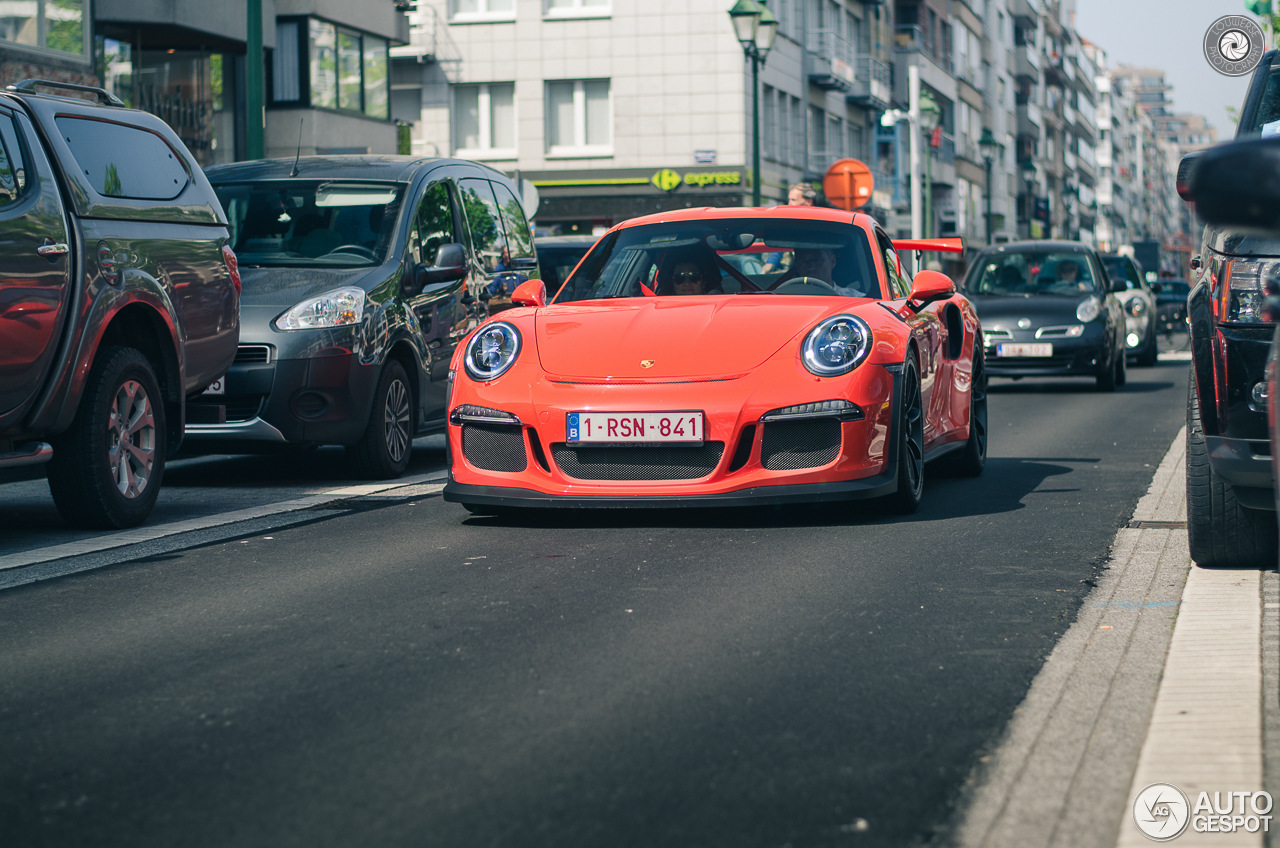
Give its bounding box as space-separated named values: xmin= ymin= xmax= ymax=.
xmin=1073 ymin=0 xmax=1255 ymax=140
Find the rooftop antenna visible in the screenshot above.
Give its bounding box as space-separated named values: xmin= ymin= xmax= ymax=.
xmin=288 ymin=118 xmax=303 ymax=177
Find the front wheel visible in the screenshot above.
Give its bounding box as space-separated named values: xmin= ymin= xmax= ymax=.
xmin=884 ymin=352 xmax=925 ymax=514
xmin=47 ymin=347 xmax=167 ymax=529
xmin=1186 ymin=379 xmax=1277 ymax=567
xmin=348 ymin=359 xmax=413 ymax=479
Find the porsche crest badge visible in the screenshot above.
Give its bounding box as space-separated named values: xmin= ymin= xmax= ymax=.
xmin=640 ymin=360 xmax=655 ymax=368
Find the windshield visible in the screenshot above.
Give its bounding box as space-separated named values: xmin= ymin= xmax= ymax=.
xmin=1101 ymin=256 xmax=1141 ymax=290
xmin=1245 ymin=60 xmax=1280 ymax=136
xmin=962 ymin=251 xmax=1101 ymax=296
xmin=214 ymin=181 xmax=405 ymax=267
xmin=553 ymin=218 xmax=881 ymax=302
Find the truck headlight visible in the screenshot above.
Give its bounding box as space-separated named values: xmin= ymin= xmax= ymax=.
xmin=275 ymin=287 xmax=365 ymax=330
xmin=1219 ymin=259 xmax=1280 ymax=324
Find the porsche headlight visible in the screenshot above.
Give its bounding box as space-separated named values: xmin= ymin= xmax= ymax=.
xmin=801 ymin=315 xmax=872 ymax=377
xmin=1220 ymin=259 xmax=1280 ymax=324
xmin=275 ymin=287 xmax=365 ymax=330
xmin=464 ymin=321 xmax=521 ymax=381
xmin=1076 ymin=296 xmax=1102 ymax=323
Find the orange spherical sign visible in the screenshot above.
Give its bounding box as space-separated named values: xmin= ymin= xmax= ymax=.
xmin=823 ymin=158 xmax=874 ymax=211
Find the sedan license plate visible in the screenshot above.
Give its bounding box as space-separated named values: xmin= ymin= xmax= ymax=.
xmin=567 ymin=411 xmax=704 ymax=444
xmin=997 ymin=343 xmax=1052 ymax=357
xmin=202 ymin=377 xmax=226 ymax=396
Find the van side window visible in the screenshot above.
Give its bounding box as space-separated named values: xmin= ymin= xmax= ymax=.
xmin=458 ymin=178 xmax=505 ymax=273
xmin=410 ymin=181 xmax=456 ymax=267
xmin=490 ymin=181 xmax=534 ymax=264
xmin=0 ymin=113 xmax=26 ymax=205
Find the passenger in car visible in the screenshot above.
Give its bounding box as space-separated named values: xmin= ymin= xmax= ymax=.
xmin=659 ymin=249 xmax=720 ymax=295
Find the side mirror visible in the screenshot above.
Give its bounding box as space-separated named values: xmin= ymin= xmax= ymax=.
xmin=511 ymin=278 xmax=547 ymax=308
xmin=418 ymin=242 xmax=468 ymax=286
xmin=509 ymin=256 xmax=539 ymax=271
xmin=909 ymin=269 xmax=956 ymax=304
xmin=1175 ymin=151 xmax=1201 ymax=202
xmin=1189 ymin=138 xmax=1280 ymax=229
xmin=1110 ymin=276 xmax=1128 ymax=294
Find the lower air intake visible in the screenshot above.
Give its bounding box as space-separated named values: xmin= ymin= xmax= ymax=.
xmin=761 ymin=419 xmax=842 ymax=470
xmin=462 ymin=424 xmax=528 ymax=472
xmin=551 ymin=443 xmax=725 ymax=480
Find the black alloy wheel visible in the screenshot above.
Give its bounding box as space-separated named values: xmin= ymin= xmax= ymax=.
xmin=886 ymin=351 xmax=925 ymax=513
xmin=47 ymin=346 xmax=167 ymax=529
xmin=349 ymin=359 xmax=413 ymax=479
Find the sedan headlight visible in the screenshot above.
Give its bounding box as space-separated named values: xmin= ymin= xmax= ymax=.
xmin=801 ymin=315 xmax=872 ymax=377
xmin=464 ymin=321 xmax=521 ymax=381
xmin=1126 ymin=297 xmax=1148 ymax=318
xmin=1219 ymin=258 xmax=1280 ymax=324
xmin=275 ymin=287 xmax=365 ymax=330
xmin=1076 ymin=296 xmax=1102 ymax=323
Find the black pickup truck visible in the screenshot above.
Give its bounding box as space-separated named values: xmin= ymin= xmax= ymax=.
xmin=0 ymin=80 xmax=239 ymax=528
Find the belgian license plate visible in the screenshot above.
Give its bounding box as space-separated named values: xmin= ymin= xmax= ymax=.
xmin=567 ymin=411 xmax=704 ymax=444
xmin=997 ymin=343 xmax=1052 ymax=357
xmin=202 ymin=377 xmax=226 ymax=396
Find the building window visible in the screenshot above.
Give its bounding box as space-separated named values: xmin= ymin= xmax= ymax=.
xmin=454 ymin=83 xmax=515 ymax=156
xmin=762 ymin=85 xmax=777 ymax=162
xmin=546 ymin=79 xmax=611 ymax=155
xmin=0 ymin=0 xmax=86 ymax=58
xmin=545 ymin=0 xmax=608 ymax=17
xmin=451 ymin=0 xmax=515 ymax=19
xmin=275 ymin=18 xmax=389 ymax=119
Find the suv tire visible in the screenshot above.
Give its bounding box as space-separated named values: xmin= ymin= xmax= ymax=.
xmin=1186 ymin=379 xmax=1277 ymax=567
xmin=348 ymin=359 xmax=413 ymax=479
xmin=47 ymin=347 xmax=166 ymax=529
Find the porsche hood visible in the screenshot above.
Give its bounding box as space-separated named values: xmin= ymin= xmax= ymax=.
xmin=532 ymin=298 xmax=847 ymax=379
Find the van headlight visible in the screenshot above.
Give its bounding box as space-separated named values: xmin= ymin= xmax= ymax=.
xmin=464 ymin=321 xmax=522 ymax=381
xmin=275 ymin=287 xmax=365 ymax=330
xmin=801 ymin=315 xmax=872 ymax=377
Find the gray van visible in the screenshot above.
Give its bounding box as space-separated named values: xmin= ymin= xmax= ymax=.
xmin=188 ymin=156 xmax=538 ymax=478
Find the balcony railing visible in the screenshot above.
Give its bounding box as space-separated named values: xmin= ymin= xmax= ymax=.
xmin=848 ymin=55 xmax=891 ymax=109
xmin=894 ymin=25 xmax=953 ymax=75
xmin=808 ymin=28 xmax=855 ymax=90
xmin=391 ymin=4 xmax=444 ymax=61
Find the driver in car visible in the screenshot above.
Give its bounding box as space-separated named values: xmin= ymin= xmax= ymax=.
xmin=775 ymin=247 xmax=864 ymax=296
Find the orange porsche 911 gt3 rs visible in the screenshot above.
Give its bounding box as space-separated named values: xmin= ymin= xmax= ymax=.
xmin=442 ymin=206 xmax=986 ymax=513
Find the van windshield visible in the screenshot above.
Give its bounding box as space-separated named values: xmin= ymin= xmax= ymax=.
xmin=213 ymin=181 xmax=404 ymax=267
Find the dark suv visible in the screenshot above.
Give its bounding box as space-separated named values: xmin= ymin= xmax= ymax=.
xmin=187 ymin=157 xmax=538 ymax=478
xmin=1180 ymin=50 xmax=1280 ymax=566
xmin=0 ymin=80 xmax=238 ymax=528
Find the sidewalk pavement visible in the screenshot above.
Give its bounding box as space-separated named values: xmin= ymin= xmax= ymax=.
xmin=952 ymin=427 xmax=1279 ymax=848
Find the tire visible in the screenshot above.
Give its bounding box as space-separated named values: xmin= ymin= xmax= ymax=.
xmin=938 ymin=348 xmax=987 ymax=477
xmin=1115 ymin=344 xmax=1127 ymax=386
xmin=47 ymin=347 xmax=166 ymax=529
xmin=1186 ymin=379 xmax=1277 ymax=567
xmin=348 ymin=359 xmax=413 ymax=479
xmin=1137 ymin=328 xmax=1159 ymax=367
xmin=885 ymin=352 xmax=925 ymax=514
xmin=1096 ymin=347 xmax=1119 ymax=392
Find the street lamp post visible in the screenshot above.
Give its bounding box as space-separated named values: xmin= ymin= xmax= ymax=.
xmin=728 ymin=0 xmax=777 ymax=207
xmin=1021 ymin=160 xmax=1037 ymax=239
xmin=918 ymin=91 xmax=941 ymax=240
xmin=978 ymin=128 xmax=999 ymax=245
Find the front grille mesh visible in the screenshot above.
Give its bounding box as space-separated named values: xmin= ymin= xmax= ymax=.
xmin=551 ymin=442 xmax=725 ymax=480
xmin=761 ymin=419 xmax=842 ymax=470
xmin=462 ymin=424 xmax=528 ymax=472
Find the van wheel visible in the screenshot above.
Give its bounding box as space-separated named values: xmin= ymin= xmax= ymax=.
xmin=1186 ymin=380 xmax=1277 ymax=567
xmin=47 ymin=347 xmax=166 ymax=529
xmin=348 ymin=359 xmax=413 ymax=479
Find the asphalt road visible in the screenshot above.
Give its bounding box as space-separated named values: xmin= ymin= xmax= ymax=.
xmin=0 ymin=357 xmax=1190 ymax=848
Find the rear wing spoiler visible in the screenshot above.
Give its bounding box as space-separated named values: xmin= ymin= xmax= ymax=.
xmin=892 ymin=238 xmax=964 ymax=254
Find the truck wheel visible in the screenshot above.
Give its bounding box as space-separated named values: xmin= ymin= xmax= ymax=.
xmin=348 ymin=359 xmax=412 ymax=479
xmin=47 ymin=347 xmax=166 ymax=529
xmin=885 ymin=352 xmax=924 ymax=514
xmin=1186 ymin=380 xmax=1277 ymax=567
